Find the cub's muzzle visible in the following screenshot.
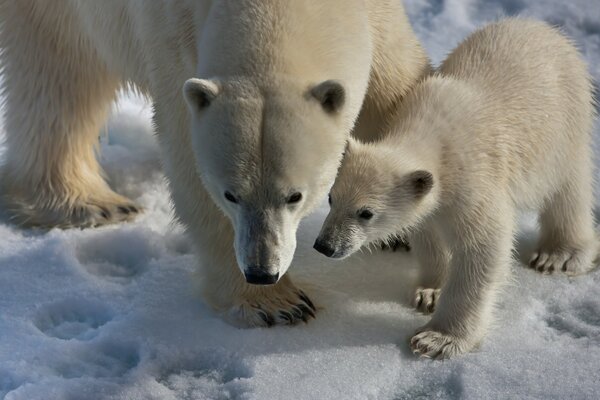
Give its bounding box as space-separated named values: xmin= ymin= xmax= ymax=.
xmin=313 ymin=239 xmax=336 ymax=258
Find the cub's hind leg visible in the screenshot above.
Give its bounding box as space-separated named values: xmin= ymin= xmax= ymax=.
xmin=530 ymin=159 xmax=597 ymax=275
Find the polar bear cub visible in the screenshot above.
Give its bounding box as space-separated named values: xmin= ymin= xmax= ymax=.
xmin=315 ymin=19 xmax=597 ymax=358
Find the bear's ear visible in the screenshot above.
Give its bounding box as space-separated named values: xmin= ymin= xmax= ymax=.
xmin=183 ymin=78 xmax=220 ymax=111
xmin=310 ymin=80 xmax=345 ymax=113
xmin=407 ymin=170 xmax=434 ymax=198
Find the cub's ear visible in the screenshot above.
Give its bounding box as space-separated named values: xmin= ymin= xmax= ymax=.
xmin=183 ymin=78 xmax=220 ymax=111
xmin=407 ymin=170 xmax=434 ymax=197
xmin=310 ymin=80 xmax=345 ymax=113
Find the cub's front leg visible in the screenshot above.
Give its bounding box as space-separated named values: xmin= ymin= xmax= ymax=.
xmin=410 ymin=221 xmax=450 ymax=314
xmin=410 ymin=202 xmax=514 ymax=358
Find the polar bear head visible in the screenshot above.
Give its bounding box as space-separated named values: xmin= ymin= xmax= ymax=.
xmin=183 ymin=77 xmax=349 ymax=284
xmin=314 ymin=138 xmax=439 ymax=259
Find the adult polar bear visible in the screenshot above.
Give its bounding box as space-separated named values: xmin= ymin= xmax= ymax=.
xmin=0 ymin=1 xmax=430 ymax=326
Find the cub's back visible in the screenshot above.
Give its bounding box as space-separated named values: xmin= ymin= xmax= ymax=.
xmin=439 ymin=19 xmax=594 ymax=206
xmin=439 ymin=19 xmax=590 ymax=101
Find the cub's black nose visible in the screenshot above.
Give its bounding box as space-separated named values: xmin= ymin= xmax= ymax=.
xmin=244 ymin=268 xmax=279 ymax=285
xmin=313 ymin=239 xmax=335 ymax=257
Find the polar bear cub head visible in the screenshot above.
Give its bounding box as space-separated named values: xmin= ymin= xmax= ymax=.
xmin=183 ymin=77 xmax=348 ymax=284
xmin=314 ymin=138 xmax=439 ymax=259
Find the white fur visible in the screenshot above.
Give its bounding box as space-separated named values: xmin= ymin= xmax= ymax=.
xmin=0 ymin=1 xmax=430 ymax=326
xmin=318 ymin=19 xmax=597 ymax=357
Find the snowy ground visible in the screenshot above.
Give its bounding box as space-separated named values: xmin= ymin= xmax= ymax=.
xmin=1 ymin=1 xmax=600 ymax=399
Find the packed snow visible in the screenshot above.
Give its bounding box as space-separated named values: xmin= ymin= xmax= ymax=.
xmin=1 ymin=0 xmax=600 ymax=399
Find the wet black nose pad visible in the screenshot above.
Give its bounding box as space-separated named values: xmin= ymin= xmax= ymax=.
xmin=313 ymin=239 xmax=335 ymax=257
xmin=244 ymin=267 xmax=279 ymax=285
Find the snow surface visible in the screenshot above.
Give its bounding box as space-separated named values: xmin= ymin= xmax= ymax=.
xmin=1 ymin=1 xmax=600 ymax=399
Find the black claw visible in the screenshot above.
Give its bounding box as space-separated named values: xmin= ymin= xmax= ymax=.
xmin=381 ymin=235 xmax=411 ymax=252
xmin=258 ymin=310 xmax=275 ymax=327
xmin=118 ymin=206 xmax=131 ymax=215
xmin=529 ymin=255 xmax=539 ymax=268
xmin=291 ymin=306 xmax=307 ymax=322
xmin=129 ymin=205 xmax=138 ymax=213
xmin=299 ymin=291 xmax=316 ymax=311
xmin=278 ymin=310 xmax=294 ymax=323
xmin=99 ymin=206 xmax=111 ymax=220
xmin=416 ymin=294 xmax=423 ymax=309
xmin=536 ymin=264 xmax=544 ymax=272
xmin=391 ymin=236 xmax=411 ymax=252
xmin=297 ymin=303 xmax=316 ymax=319
xmin=427 ymin=302 xmax=434 ymax=313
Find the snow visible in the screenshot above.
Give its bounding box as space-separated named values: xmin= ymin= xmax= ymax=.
xmin=1 ymin=1 xmax=600 ymax=399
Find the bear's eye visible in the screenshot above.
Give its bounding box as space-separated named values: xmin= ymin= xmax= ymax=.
xmin=358 ymin=209 xmax=374 ymax=220
xmin=224 ymin=191 xmax=238 ymax=204
xmin=328 ymin=194 xmax=332 ymax=205
xmin=287 ymin=192 xmax=303 ymax=204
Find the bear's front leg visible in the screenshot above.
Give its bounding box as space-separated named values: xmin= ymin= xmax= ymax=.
xmin=410 ymin=203 xmax=514 ymax=358
xmin=154 ymin=95 xmax=316 ymax=328
xmin=191 ymin=221 xmax=317 ymax=327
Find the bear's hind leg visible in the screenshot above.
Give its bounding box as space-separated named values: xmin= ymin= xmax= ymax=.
xmin=0 ymin=4 xmax=140 ymax=228
xmin=530 ymin=161 xmax=597 ymax=275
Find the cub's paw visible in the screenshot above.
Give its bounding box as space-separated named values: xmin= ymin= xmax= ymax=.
xmin=529 ymin=246 xmax=595 ymax=276
xmin=410 ymin=327 xmax=470 ymax=359
xmin=413 ymin=287 xmax=441 ymax=314
xmin=223 ymin=281 xmax=317 ymax=328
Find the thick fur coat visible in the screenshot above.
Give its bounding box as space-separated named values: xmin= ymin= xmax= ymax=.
xmin=317 ymin=19 xmax=597 ymax=357
xmin=0 ymin=0 xmax=430 ymax=326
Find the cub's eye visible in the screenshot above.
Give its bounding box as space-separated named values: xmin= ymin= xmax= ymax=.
xmin=328 ymin=194 xmax=332 ymax=205
xmin=224 ymin=191 xmax=238 ymax=204
xmin=287 ymin=192 xmax=303 ymax=204
xmin=358 ymin=209 xmax=374 ymax=220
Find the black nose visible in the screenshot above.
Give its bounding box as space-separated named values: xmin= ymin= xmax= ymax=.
xmin=244 ymin=267 xmax=279 ymax=285
xmin=313 ymin=239 xmax=335 ymax=257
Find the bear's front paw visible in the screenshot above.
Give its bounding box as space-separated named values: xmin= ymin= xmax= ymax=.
xmin=410 ymin=327 xmax=470 ymax=359
xmin=413 ymin=287 xmax=441 ymax=314
xmin=529 ymin=246 xmax=595 ymax=276
xmin=223 ymin=283 xmax=317 ymax=328
xmin=379 ymin=234 xmax=411 ymax=252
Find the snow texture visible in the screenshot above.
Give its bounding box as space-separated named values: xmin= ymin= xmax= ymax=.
xmin=1 ymin=1 xmax=600 ymax=399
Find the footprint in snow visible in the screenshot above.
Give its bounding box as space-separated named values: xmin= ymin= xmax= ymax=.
xmin=545 ymin=300 xmax=600 ymax=340
xmin=54 ymin=340 xmax=141 ymax=379
xmin=75 ymin=230 xmax=160 ymax=283
xmin=33 ymin=298 xmax=113 ymax=341
xmin=156 ymin=351 xmax=252 ymax=399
